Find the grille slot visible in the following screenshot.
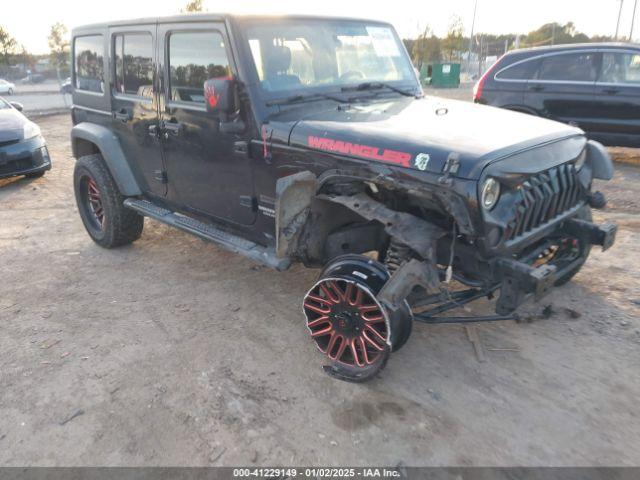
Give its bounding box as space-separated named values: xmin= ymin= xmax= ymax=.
xmin=507 ymin=163 xmax=582 ymax=241
xmin=0 ymin=139 xmax=20 ymax=148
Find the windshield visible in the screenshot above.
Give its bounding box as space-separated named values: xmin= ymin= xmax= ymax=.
xmin=241 ymin=19 xmax=418 ymax=96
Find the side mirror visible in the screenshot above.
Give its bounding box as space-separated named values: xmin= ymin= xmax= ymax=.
xmin=204 ymin=77 xmax=236 ymax=115
xmin=10 ymin=102 xmax=23 ymax=112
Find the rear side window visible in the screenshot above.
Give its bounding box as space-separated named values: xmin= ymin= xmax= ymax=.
xmin=495 ymin=59 xmax=539 ymax=80
xmin=168 ymin=31 xmax=231 ymax=104
xmin=538 ymin=52 xmax=597 ymax=82
xmin=114 ymin=33 xmax=154 ymax=98
xmin=496 ymin=60 xmax=540 ymax=80
xmin=75 ymin=35 xmax=104 ymax=93
xmin=601 ymin=52 xmax=640 ymax=85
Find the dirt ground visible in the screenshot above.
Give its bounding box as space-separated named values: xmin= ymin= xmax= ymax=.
xmin=1 ymin=114 xmax=639 ymax=467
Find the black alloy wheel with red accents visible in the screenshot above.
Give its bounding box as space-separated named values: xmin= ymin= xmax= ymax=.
xmin=83 ymin=176 xmax=105 ymax=231
xmin=302 ymin=254 xmax=412 ymax=382
xmin=73 ymin=154 xmax=144 ymax=248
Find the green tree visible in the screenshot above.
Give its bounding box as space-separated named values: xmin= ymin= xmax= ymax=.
xmin=0 ymin=26 xmax=18 ymax=65
xmin=48 ymin=22 xmax=70 ymax=71
xmin=523 ymin=22 xmax=589 ymax=47
xmin=410 ymin=26 xmax=442 ymax=67
xmin=442 ymin=16 xmax=464 ymax=61
xmin=182 ymin=0 xmax=204 ymax=12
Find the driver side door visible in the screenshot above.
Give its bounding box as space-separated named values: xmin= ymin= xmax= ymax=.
xmin=157 ymin=21 xmax=256 ymax=225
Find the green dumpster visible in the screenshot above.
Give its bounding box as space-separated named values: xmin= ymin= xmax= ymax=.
xmin=420 ymin=62 xmax=460 ymax=88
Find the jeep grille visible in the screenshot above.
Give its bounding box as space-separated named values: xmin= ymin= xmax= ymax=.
xmin=507 ymin=163 xmax=583 ymax=241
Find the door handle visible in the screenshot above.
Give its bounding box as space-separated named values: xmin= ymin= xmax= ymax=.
xmin=602 ymin=88 xmax=619 ymax=95
xmin=113 ymin=108 xmax=131 ymax=122
xmin=528 ymin=85 xmax=545 ymax=92
xmin=162 ymin=120 xmax=182 ymax=136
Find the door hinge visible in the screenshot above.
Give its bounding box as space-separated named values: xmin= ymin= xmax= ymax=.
xmin=239 ymin=195 xmax=257 ymax=210
xmin=154 ymin=170 xmax=168 ymax=184
xmin=234 ymin=141 xmax=250 ymax=156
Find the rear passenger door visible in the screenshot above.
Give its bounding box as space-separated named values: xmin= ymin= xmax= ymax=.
xmin=524 ymin=51 xmax=599 ymax=131
xmin=157 ymin=22 xmax=256 ymax=225
xmin=593 ymin=50 xmax=640 ymax=146
xmin=109 ymin=25 xmax=166 ymax=198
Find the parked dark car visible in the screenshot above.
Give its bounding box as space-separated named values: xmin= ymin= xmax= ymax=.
xmin=20 ymin=73 xmax=45 ymax=84
xmin=70 ymin=15 xmax=616 ymax=382
xmin=474 ymin=43 xmax=640 ymax=147
xmin=0 ymin=97 xmax=51 ymax=179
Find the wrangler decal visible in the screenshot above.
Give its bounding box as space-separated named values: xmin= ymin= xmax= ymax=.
xmin=307 ymin=136 xmax=412 ymax=168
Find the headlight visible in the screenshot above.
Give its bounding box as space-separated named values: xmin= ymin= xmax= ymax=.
xmin=22 ymin=121 xmax=41 ymax=140
xmin=574 ymin=150 xmax=587 ymax=171
xmin=481 ymin=177 xmax=501 ymax=210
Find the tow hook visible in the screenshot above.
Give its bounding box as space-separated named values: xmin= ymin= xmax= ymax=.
xmin=587 ymin=191 xmax=607 ymax=209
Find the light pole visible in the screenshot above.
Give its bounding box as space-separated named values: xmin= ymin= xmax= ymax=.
xmin=631 ymin=0 xmax=638 ymax=41
xmin=467 ymin=0 xmax=478 ymax=76
xmin=616 ymin=0 xmax=624 ymax=39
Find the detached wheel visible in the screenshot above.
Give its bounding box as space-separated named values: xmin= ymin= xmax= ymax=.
xmin=74 ymin=154 xmax=143 ymax=248
xmin=302 ymin=255 xmax=412 ymax=382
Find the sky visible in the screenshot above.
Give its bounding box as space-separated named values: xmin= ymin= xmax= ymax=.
xmin=4 ymin=0 xmax=639 ymax=54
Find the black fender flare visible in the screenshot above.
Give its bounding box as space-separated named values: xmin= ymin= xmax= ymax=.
xmin=71 ymin=122 xmax=142 ymax=196
xmin=275 ymin=171 xmax=317 ymax=258
xmin=586 ymin=139 xmax=614 ymax=180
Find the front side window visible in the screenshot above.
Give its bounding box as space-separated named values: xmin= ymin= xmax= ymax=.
xmin=75 ymin=35 xmax=104 ymax=93
xmin=601 ymin=52 xmax=640 ymax=85
xmin=538 ymin=52 xmax=597 ymax=82
xmin=114 ymin=33 xmax=154 ymax=97
xmin=242 ymin=20 xmax=416 ymax=94
xmin=168 ymin=31 xmax=231 ymax=104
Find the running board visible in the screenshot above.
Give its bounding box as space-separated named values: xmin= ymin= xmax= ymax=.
xmin=124 ymin=199 xmax=291 ymax=271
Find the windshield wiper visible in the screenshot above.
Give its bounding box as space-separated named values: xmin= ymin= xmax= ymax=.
xmin=341 ymin=82 xmax=417 ymax=97
xmin=266 ymin=92 xmax=346 ymax=107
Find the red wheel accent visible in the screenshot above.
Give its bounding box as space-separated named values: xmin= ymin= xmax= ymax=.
xmin=86 ymin=177 xmax=104 ymax=228
xmin=303 ymin=278 xmax=389 ymax=368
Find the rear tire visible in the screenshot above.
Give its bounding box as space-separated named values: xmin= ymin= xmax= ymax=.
xmin=554 ymin=206 xmax=592 ymax=286
xmin=73 ymin=154 xmax=143 ymax=248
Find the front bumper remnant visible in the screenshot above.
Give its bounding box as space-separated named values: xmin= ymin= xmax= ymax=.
xmin=495 ymin=258 xmax=557 ymax=315
xmin=563 ymin=218 xmax=617 ymax=252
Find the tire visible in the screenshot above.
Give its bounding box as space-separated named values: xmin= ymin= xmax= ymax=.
xmin=302 ymin=254 xmax=412 ymax=382
xmin=25 ymin=170 xmax=45 ymax=179
xmin=8 ymin=88 xmax=13 ymax=95
xmin=554 ymin=206 xmax=592 ymax=286
xmin=73 ymin=154 xmax=143 ymax=248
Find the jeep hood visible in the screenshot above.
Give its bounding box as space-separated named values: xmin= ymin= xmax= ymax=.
xmin=287 ymin=96 xmax=583 ymax=180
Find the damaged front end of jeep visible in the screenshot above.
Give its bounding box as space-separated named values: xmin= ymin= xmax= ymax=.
xmin=275 ymin=133 xmax=617 ymax=382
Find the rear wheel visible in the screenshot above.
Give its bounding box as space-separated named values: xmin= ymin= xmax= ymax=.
xmin=302 ymin=255 xmax=412 ymax=382
xmin=74 ymin=154 xmax=143 ymax=248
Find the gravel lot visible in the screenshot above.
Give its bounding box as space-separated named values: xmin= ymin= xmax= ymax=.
xmin=1 ymin=114 xmax=639 ymax=466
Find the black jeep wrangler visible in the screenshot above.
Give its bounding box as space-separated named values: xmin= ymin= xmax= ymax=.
xmin=70 ymin=14 xmax=617 ymax=382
